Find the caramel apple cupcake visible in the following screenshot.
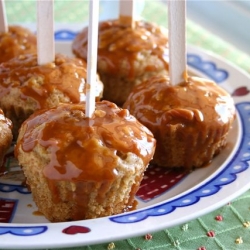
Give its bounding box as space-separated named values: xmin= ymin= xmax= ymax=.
xmin=15 ymin=101 xmax=156 ymax=222
xmin=123 ymin=75 xmax=236 ymax=169
xmin=0 ymin=53 xmax=103 ymax=139
xmin=72 ymin=19 xmax=169 ymax=106
xmin=0 ymin=25 xmax=37 ymax=63
xmin=0 ymin=108 xmax=13 ymax=165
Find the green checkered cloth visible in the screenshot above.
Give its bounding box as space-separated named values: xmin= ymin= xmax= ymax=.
xmin=4 ymin=1 xmax=250 ymax=249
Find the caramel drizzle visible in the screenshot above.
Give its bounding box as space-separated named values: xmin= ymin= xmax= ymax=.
xmin=16 ymin=101 xmax=156 ymax=182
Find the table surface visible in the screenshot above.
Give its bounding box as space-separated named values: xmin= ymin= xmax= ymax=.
xmin=2 ymin=1 xmax=250 ymax=250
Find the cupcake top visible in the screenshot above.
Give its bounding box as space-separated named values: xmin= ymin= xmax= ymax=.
xmin=123 ymin=75 xmax=236 ymax=135
xmin=0 ymin=53 xmax=103 ymax=109
xmin=72 ymin=19 xmax=169 ymax=77
xmin=0 ymin=25 xmax=37 ymax=63
xmin=15 ymin=101 xmax=156 ymax=182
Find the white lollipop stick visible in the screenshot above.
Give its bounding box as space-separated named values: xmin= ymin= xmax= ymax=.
xmin=168 ymin=0 xmax=187 ymax=85
xmin=37 ymin=0 xmax=55 ymax=65
xmin=119 ymin=0 xmax=135 ymax=28
xmin=85 ymin=0 xmax=99 ymax=118
xmin=0 ymin=0 xmax=8 ymax=33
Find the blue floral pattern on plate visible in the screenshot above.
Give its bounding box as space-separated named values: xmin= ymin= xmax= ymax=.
xmin=0 ymin=226 xmax=47 ymax=236
xmin=0 ymin=184 xmax=30 ymax=194
xmin=187 ymin=54 xmax=229 ymax=82
xmin=55 ymin=30 xmax=77 ymax=41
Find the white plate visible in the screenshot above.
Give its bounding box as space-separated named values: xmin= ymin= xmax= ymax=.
xmin=1 ymin=29 xmax=250 ymax=249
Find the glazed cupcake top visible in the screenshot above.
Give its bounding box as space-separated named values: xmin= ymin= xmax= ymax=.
xmin=15 ymin=101 xmax=156 ymax=182
xmin=123 ymin=75 xmax=236 ymax=131
xmin=0 ymin=53 xmax=103 ymax=108
xmin=72 ymin=19 xmax=169 ymax=76
xmin=0 ymin=25 xmax=37 ymax=63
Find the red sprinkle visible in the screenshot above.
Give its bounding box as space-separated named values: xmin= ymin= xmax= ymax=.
xmin=144 ymin=234 xmax=153 ymax=240
xmin=198 ymin=247 xmax=207 ymax=250
xmin=215 ymin=215 xmax=223 ymax=221
xmin=207 ymin=231 xmax=215 ymax=237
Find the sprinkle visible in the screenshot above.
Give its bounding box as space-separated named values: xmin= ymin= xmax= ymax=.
xmin=215 ymin=215 xmax=223 ymax=221
xmin=182 ymin=223 xmax=189 ymax=231
xmin=107 ymin=242 xmax=115 ymax=249
xmin=243 ymin=221 xmax=250 ymax=227
xmin=235 ymin=237 xmax=243 ymax=244
xmin=198 ymin=247 xmax=206 ymax=250
xmin=144 ymin=233 xmax=153 ymax=240
xmin=207 ymin=231 xmax=215 ymax=237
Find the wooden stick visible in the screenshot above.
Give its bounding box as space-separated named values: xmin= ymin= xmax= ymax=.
xmin=119 ymin=0 xmax=135 ymax=28
xmin=36 ymin=0 xmax=55 ymax=65
xmin=85 ymin=0 xmax=99 ymax=118
xmin=168 ymin=0 xmax=187 ymax=85
xmin=0 ymin=0 xmax=8 ymax=33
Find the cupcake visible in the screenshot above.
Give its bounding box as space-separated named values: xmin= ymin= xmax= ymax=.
xmin=0 ymin=25 xmax=37 ymax=63
xmin=0 ymin=53 xmax=103 ymax=139
xmin=0 ymin=108 xmax=13 ymax=165
xmin=123 ymin=75 xmax=236 ymax=169
xmin=15 ymin=101 xmax=156 ymax=222
xmin=72 ymin=19 xmax=169 ymax=106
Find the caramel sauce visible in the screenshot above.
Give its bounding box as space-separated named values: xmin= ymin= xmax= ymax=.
xmin=0 ymin=25 xmax=37 ymax=63
xmin=123 ymin=199 xmax=138 ymax=212
xmin=119 ymin=15 xmax=135 ymax=28
xmin=0 ymin=53 xmax=102 ymax=109
xmin=32 ymin=210 xmax=44 ymax=216
xmin=72 ymin=19 xmax=169 ymax=78
xmin=16 ymin=101 xmax=156 ymax=182
xmin=123 ymin=75 xmax=236 ymax=168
